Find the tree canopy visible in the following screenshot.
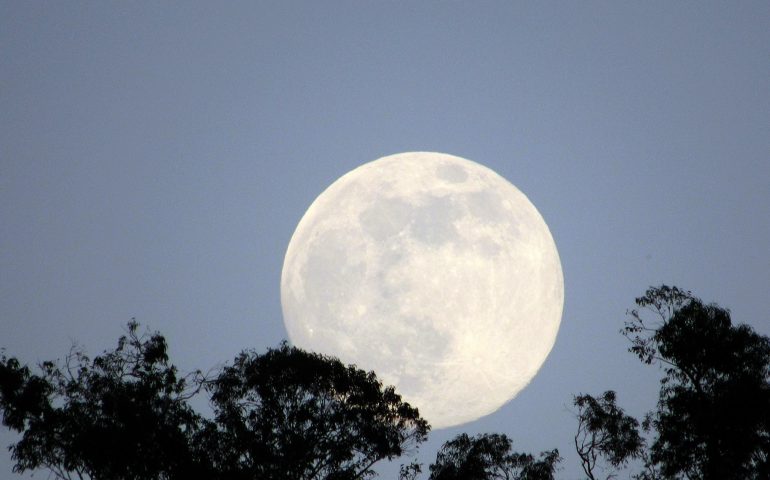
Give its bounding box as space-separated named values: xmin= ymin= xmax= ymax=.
xmin=0 ymin=321 xmax=206 ymax=479
xmin=0 ymin=322 xmax=428 ymax=480
xmin=622 ymin=285 xmax=770 ymax=479
xmin=2 ymin=285 xmax=769 ymax=479
xmin=573 ymin=390 xmax=644 ymax=480
xmin=427 ymin=433 xmax=560 ymax=480
xmin=202 ymin=342 xmax=428 ymax=480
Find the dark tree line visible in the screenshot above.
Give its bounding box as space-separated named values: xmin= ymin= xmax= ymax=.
xmin=1 ymin=285 xmax=768 ymax=479
xmin=624 ymin=286 xmax=770 ymax=479
xmin=428 ymin=433 xmax=559 ymax=480
xmin=570 ymin=286 xmax=770 ymax=480
xmin=0 ymin=325 xmax=427 ymax=480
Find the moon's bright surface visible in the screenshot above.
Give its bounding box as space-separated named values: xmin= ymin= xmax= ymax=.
xmin=281 ymin=152 xmax=563 ymax=429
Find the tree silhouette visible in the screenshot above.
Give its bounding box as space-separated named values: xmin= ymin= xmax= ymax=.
xmin=572 ymin=390 xmax=644 ymax=480
xmin=622 ymin=285 xmax=770 ymax=479
xmin=0 ymin=324 xmax=428 ymax=480
xmin=3 ymin=285 xmax=769 ymax=480
xmin=202 ymin=342 xmax=429 ymax=480
xmin=427 ymin=433 xmax=560 ymax=480
xmin=0 ymin=320 xmax=209 ymax=479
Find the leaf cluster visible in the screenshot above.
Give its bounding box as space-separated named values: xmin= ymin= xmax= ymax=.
xmin=0 ymin=325 xmax=429 ymax=480
xmin=427 ymin=433 xmax=560 ymax=480
xmin=203 ymin=342 xmax=429 ymax=480
xmin=622 ymin=286 xmax=770 ymax=480
xmin=573 ymin=391 xmax=644 ymax=480
xmin=0 ymin=320 xmax=206 ymax=480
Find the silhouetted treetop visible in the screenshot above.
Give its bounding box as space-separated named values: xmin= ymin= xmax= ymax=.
xmin=3 ymin=285 xmax=768 ymax=480
xmin=428 ymin=433 xmax=559 ymax=480
xmin=573 ymin=391 xmax=644 ymax=480
xmin=0 ymin=320 xmax=207 ymax=479
xmin=204 ymin=342 xmax=429 ymax=480
xmin=623 ymin=285 xmax=770 ymax=480
xmin=0 ymin=325 xmax=429 ymax=480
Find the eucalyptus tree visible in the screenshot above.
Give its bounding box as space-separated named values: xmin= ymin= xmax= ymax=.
xmin=623 ymin=285 xmax=770 ymax=479
xmin=427 ymin=432 xmax=560 ymax=480
xmin=572 ymin=390 xmax=644 ymax=480
xmin=202 ymin=342 xmax=429 ymax=480
xmin=0 ymin=321 xmax=209 ymax=480
xmin=0 ymin=324 xmax=429 ymax=480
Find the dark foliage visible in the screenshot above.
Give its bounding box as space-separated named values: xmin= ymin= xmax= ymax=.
xmin=398 ymin=461 xmax=423 ymax=480
xmin=623 ymin=285 xmax=770 ymax=480
xmin=573 ymin=391 xmax=644 ymax=480
xmin=0 ymin=325 xmax=429 ymax=480
xmin=0 ymin=320 xmax=207 ymax=480
xmin=4 ymin=284 xmax=769 ymax=480
xmin=427 ymin=433 xmax=560 ymax=480
xmin=203 ymin=342 xmax=429 ymax=480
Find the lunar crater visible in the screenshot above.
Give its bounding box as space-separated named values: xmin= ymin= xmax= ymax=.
xmin=436 ymin=162 xmax=469 ymax=183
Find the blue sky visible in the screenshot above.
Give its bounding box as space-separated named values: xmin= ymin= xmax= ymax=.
xmin=2 ymin=2 xmax=769 ymax=478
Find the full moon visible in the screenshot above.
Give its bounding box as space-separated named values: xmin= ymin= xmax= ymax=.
xmin=281 ymin=152 xmax=563 ymax=429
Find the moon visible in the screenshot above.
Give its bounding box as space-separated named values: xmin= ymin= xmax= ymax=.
xmin=280 ymin=152 xmax=563 ymax=429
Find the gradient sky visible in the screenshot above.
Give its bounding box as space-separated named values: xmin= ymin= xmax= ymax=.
xmin=1 ymin=2 xmax=768 ymax=478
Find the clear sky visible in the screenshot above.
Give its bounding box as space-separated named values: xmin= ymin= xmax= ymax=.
xmin=1 ymin=2 xmax=768 ymax=478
